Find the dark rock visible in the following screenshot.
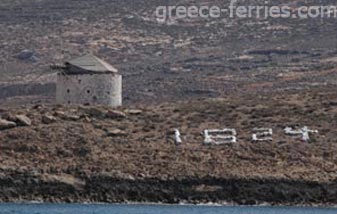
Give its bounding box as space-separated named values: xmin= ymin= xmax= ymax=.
xmin=80 ymin=107 xmax=107 ymax=118
xmin=42 ymin=114 xmax=57 ymax=124
xmin=16 ymin=49 xmax=38 ymax=62
xmin=106 ymin=110 xmax=126 ymax=119
xmin=125 ymin=109 xmax=143 ymax=115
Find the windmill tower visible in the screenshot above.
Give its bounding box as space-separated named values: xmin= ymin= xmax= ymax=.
xmin=53 ymin=54 xmax=122 ymax=107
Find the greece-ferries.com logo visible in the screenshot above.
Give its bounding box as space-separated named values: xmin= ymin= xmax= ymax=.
xmin=155 ymin=0 xmax=337 ymax=22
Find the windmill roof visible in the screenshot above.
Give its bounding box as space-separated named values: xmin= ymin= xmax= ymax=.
xmin=64 ymin=54 xmax=118 ymax=74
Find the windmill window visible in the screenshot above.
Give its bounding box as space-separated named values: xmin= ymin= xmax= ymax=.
xmin=67 ymin=89 xmax=70 ymax=93
xmin=87 ymin=90 xmax=91 ymax=94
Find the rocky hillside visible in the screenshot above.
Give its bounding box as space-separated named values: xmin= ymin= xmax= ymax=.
xmin=1 ymin=0 xmax=337 ymax=104
xmin=1 ymin=87 xmax=337 ymax=205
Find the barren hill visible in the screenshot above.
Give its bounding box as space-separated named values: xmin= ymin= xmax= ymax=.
xmin=1 ymin=0 xmax=337 ymax=104
xmin=1 ymin=87 xmax=337 ymax=204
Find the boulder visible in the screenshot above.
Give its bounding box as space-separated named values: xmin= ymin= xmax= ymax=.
xmin=17 ymin=49 xmax=34 ymax=60
xmin=106 ymin=110 xmax=126 ymax=119
xmin=54 ymin=111 xmax=80 ymax=121
xmin=80 ymin=107 xmax=107 ymax=118
xmin=16 ymin=49 xmax=38 ymax=62
xmin=0 ymin=119 xmax=17 ymax=130
xmin=15 ymin=115 xmax=32 ymax=126
xmin=42 ymin=114 xmax=57 ymax=124
xmin=65 ymin=114 xmax=81 ymax=121
xmin=106 ymin=129 xmax=127 ymax=137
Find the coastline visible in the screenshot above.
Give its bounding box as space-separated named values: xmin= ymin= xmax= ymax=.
xmin=1 ymin=174 xmax=337 ymax=207
xmin=1 ymin=201 xmax=337 ymax=209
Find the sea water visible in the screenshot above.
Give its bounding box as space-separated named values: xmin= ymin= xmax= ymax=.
xmin=0 ymin=204 xmax=336 ymax=214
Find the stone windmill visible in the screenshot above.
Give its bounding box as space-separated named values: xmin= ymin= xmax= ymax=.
xmin=52 ymin=54 xmax=122 ymax=107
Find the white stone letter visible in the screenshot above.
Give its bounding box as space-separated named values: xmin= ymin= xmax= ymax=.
xmin=252 ymin=128 xmax=273 ymax=142
xmin=284 ymin=126 xmax=318 ymax=142
xmin=203 ymin=129 xmax=237 ymax=145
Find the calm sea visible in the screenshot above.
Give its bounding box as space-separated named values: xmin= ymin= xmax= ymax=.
xmin=0 ymin=204 xmax=336 ymax=214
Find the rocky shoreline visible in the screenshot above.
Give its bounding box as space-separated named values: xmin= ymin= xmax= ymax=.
xmin=0 ymin=173 xmax=337 ymax=206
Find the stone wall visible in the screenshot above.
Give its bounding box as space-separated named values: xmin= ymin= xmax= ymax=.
xmin=56 ymin=73 xmax=122 ymax=107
